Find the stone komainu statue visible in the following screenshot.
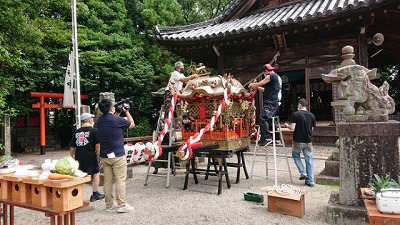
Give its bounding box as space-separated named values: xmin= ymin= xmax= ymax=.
xmin=322 ymin=46 xmax=395 ymax=122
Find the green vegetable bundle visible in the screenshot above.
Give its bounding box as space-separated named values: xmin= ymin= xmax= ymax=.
xmin=55 ymin=156 xmax=79 ymax=175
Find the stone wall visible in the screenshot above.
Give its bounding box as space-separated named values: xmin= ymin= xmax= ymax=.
xmin=11 ymin=127 xmax=59 ymax=152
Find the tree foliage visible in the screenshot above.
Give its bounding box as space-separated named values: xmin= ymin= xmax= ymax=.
xmin=379 ymin=65 xmax=400 ymax=112
xmin=1 ymin=1 xmax=46 ymax=117
xmin=0 ymin=0 xmax=233 ymax=140
xmin=77 ymin=0 xmax=156 ymax=119
xmin=139 ymin=0 xmax=184 ymax=34
xmin=177 ymin=0 xmax=231 ymax=24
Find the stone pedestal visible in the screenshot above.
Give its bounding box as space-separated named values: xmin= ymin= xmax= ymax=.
xmin=337 ymin=120 xmax=400 ymax=206
xmin=326 ymin=192 xmax=369 ymax=225
xmin=316 ymin=150 xmax=340 ymax=185
xmin=1 ymin=114 xmax=11 ymax=156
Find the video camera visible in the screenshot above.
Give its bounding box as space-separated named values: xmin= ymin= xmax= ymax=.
xmin=114 ymin=96 xmax=134 ymax=113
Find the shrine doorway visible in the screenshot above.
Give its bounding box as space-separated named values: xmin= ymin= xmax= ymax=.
xmin=279 ymin=69 xmax=333 ymax=122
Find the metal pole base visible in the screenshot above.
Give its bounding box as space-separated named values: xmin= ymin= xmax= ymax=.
xmin=40 ymin=146 xmax=45 ymax=155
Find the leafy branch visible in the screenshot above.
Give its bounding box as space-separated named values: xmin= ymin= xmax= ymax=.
xmin=370 ymin=173 xmax=400 ymax=193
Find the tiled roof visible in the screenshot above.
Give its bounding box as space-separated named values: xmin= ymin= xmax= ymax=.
xmin=154 ymin=0 xmax=388 ymax=42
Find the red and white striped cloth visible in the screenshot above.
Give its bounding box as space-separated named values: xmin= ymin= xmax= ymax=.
xmin=177 ymin=89 xmax=232 ymax=160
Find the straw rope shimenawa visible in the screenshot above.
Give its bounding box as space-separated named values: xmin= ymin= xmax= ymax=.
xmin=261 ymin=184 xmax=305 ymax=195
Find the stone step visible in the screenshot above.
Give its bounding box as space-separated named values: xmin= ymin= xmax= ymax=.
xmin=328 ymin=150 xmax=340 ymax=161
xmin=316 ymin=171 xmax=340 ymax=185
xmin=324 ymin=159 xmax=340 ymax=177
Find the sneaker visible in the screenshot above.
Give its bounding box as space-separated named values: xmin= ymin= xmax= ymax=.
xmin=305 ymin=180 xmax=315 ymax=187
xmin=299 ymin=174 xmax=308 ymax=180
xmin=90 ymin=192 xmax=105 ymax=202
xmin=117 ymin=204 xmax=135 ymax=213
xmin=106 ymin=203 xmax=118 ymax=212
xmin=153 ymin=169 xmax=158 ymax=174
xmin=258 ymin=139 xmax=272 ymax=146
xmin=305 ymin=182 xmax=315 ymax=187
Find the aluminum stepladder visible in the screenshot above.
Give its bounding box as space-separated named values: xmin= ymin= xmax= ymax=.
xmin=144 ymin=105 xmax=177 ymax=188
xmin=249 ymin=116 xmax=293 ymax=186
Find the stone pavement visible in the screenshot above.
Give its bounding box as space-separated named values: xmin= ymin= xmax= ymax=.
xmin=6 ymin=144 xmax=354 ymax=225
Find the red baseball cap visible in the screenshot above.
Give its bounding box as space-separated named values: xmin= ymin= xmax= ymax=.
xmin=262 ymin=64 xmax=275 ymax=71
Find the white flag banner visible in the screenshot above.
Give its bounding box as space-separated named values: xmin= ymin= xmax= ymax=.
xmin=63 ymin=49 xmax=75 ymax=107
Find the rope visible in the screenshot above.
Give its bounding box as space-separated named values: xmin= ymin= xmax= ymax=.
xmin=265 ymin=184 xmax=304 ymax=196
xmin=177 ymin=89 xmax=232 ymax=160
xmin=250 ymin=91 xmax=257 ymax=138
xmin=150 ymin=92 xmax=178 ymax=160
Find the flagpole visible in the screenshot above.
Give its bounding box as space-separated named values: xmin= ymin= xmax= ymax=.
xmin=72 ymin=0 xmax=81 ymax=128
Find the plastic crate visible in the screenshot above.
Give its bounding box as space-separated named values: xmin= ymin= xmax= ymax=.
xmin=244 ymin=192 xmax=264 ymax=203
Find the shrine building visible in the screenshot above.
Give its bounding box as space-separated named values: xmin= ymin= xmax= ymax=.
xmin=153 ymin=0 xmax=400 ymax=129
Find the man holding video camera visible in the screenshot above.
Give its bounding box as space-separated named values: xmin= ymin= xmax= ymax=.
xmin=97 ymin=98 xmax=135 ymax=213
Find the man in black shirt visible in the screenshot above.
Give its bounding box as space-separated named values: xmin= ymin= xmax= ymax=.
xmin=249 ymin=63 xmax=282 ymax=146
xmin=284 ymin=98 xmax=316 ymax=187
xmin=70 ymin=113 xmax=105 ymax=201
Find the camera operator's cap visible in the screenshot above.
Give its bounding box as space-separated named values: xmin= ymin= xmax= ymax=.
xmin=80 ymin=113 xmax=95 ymax=121
xmin=298 ymin=98 xmax=308 ymax=107
xmin=262 ymin=63 xmax=275 ymax=71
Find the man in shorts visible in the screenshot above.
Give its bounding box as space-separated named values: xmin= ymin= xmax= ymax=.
xmin=70 ymin=113 xmax=105 ymax=202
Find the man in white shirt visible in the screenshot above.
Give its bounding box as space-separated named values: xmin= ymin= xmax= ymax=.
xmin=163 ymin=61 xmax=198 ymax=118
xmin=154 ymin=61 xmax=198 ymax=174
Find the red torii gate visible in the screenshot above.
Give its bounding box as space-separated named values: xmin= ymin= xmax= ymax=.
xmin=30 ymin=92 xmax=88 ymax=155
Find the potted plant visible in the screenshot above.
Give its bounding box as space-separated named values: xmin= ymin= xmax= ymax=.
xmin=369 ymin=173 xmax=400 ymax=214
xmin=370 ymin=174 xmax=399 ymax=194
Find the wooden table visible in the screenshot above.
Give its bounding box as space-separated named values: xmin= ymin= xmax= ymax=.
xmin=124 ymin=136 xmax=153 ymax=143
xmin=0 ymin=199 xmax=89 ymax=225
xmin=361 ymin=188 xmax=400 ymax=225
xmin=184 ymin=144 xmax=249 ymax=195
xmin=225 ymin=146 xmax=249 ymax=183
xmin=0 ymin=175 xmax=91 ymax=225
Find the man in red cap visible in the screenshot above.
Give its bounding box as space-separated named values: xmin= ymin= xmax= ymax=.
xmin=249 ymin=63 xmax=282 ymax=146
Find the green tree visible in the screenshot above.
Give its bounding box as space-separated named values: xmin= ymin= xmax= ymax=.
xmin=0 ymin=0 xmax=47 ymax=118
xmin=379 ymin=65 xmax=400 ymax=112
xmin=0 ymin=0 xmax=160 ymax=139
xmin=139 ymin=0 xmax=184 ymax=34
xmin=0 ymin=0 xmax=233 ymax=140
xmin=177 ymin=0 xmax=231 ymax=24
xmin=137 ymin=0 xmax=231 ymax=88
xmin=77 ymin=0 xmax=156 ymax=120
xmin=131 ymin=0 xmax=182 ymax=89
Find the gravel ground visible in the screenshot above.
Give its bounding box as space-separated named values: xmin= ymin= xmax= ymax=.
xmin=9 ymin=144 xmax=340 ymax=225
